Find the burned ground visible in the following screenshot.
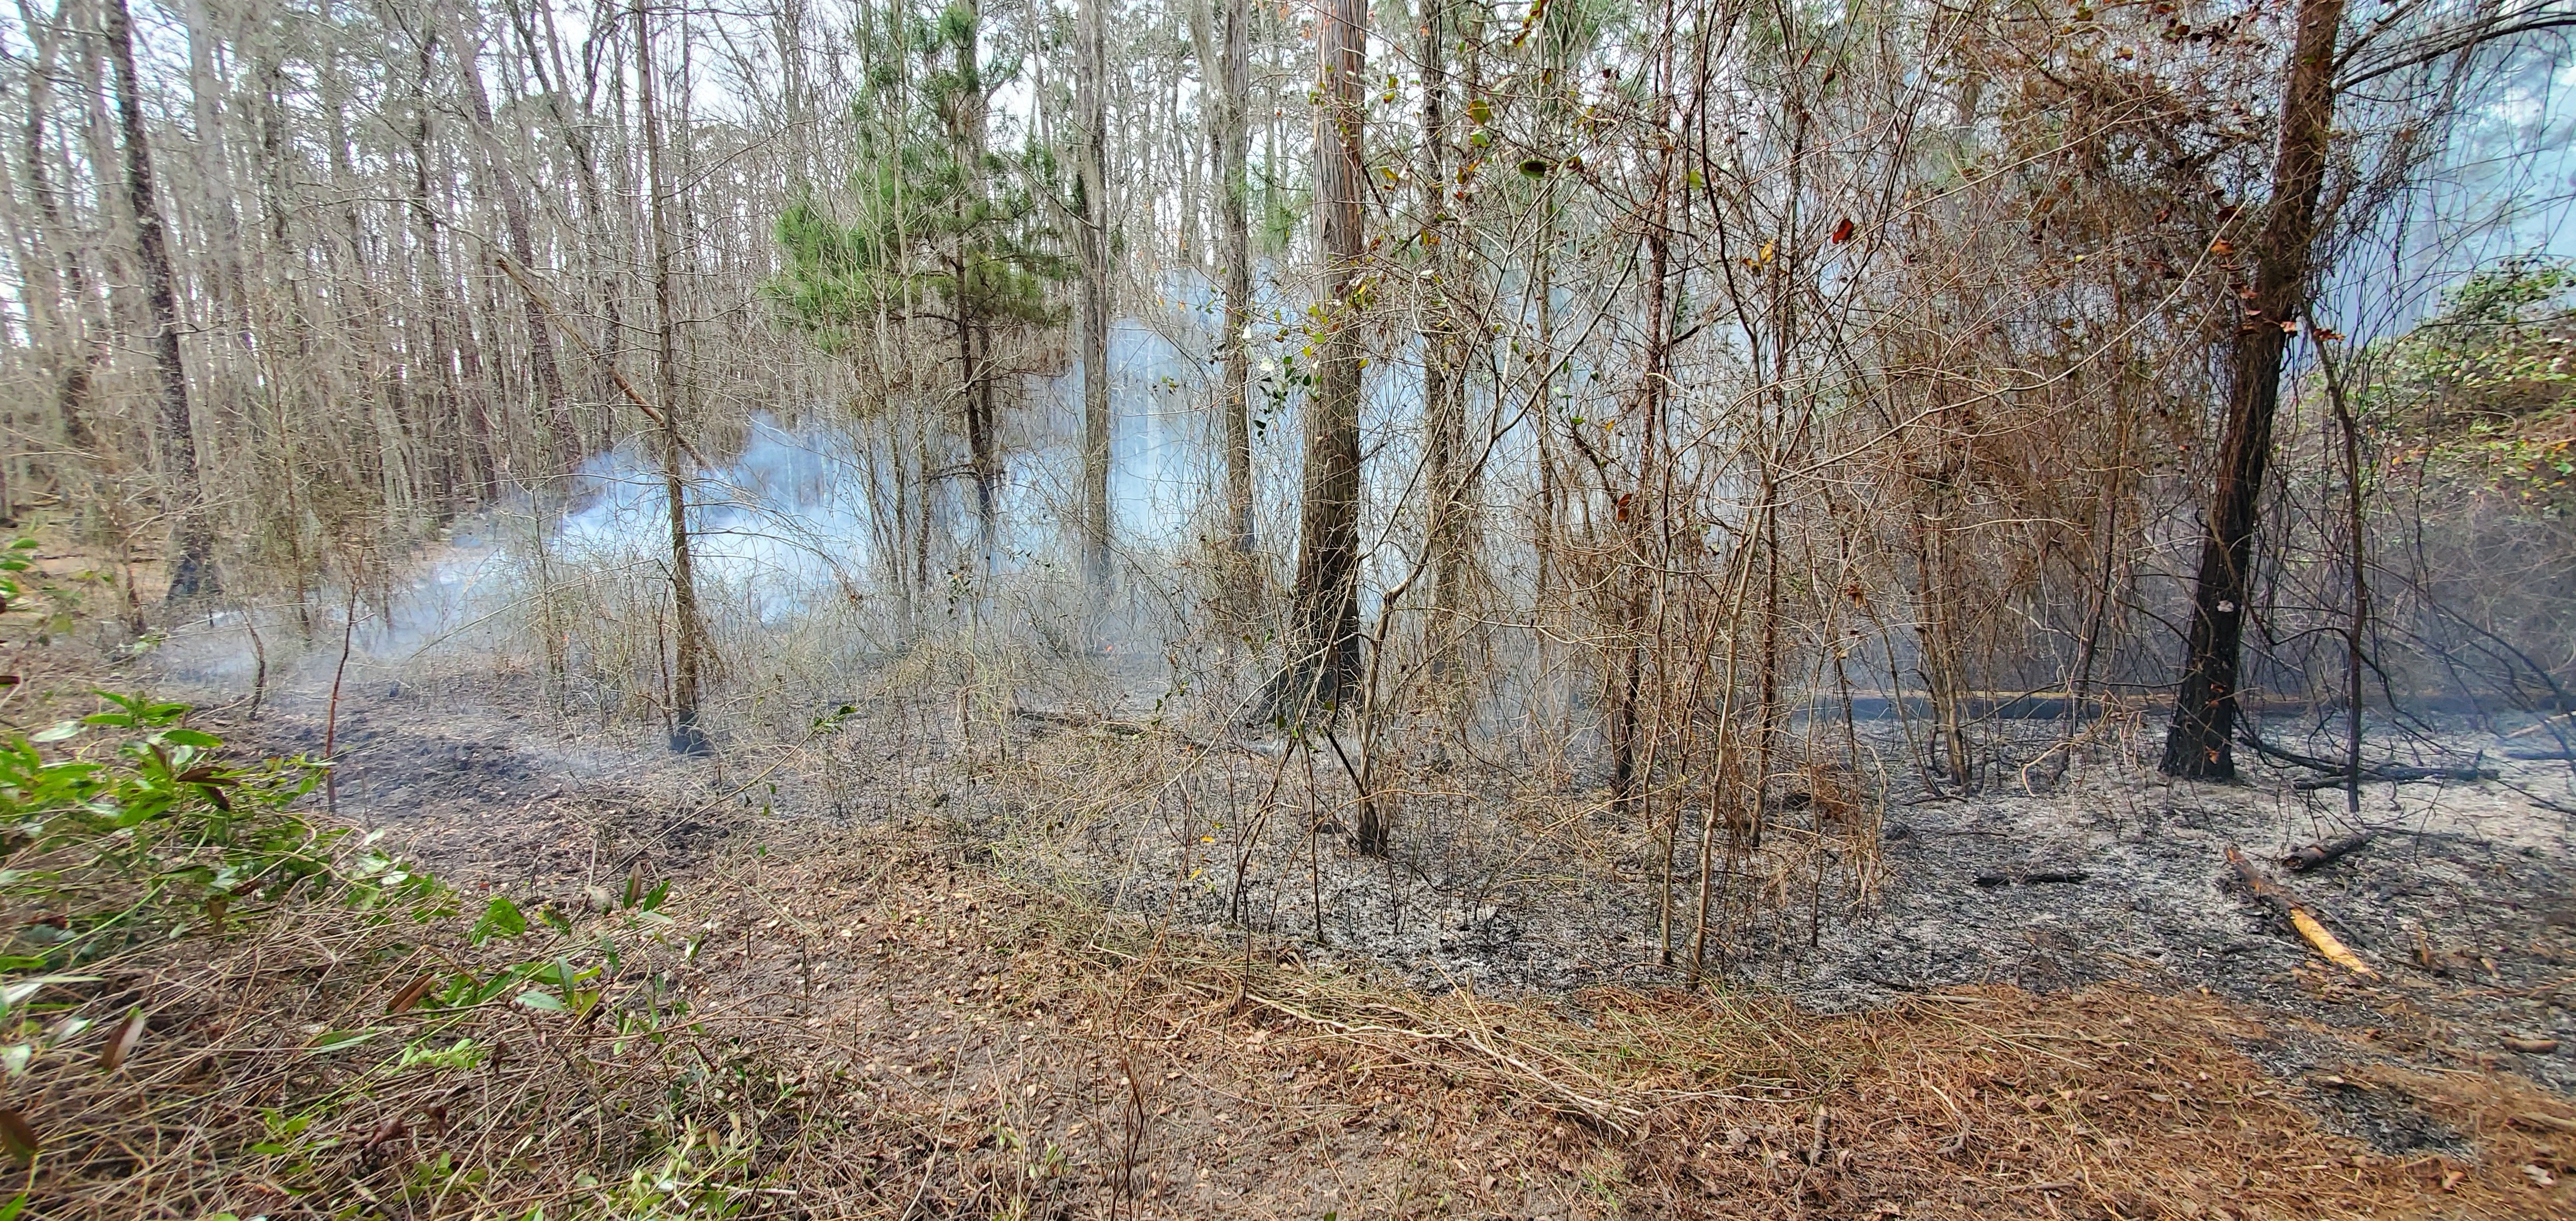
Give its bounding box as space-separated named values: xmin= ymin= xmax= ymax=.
xmin=73 ymin=632 xmax=2574 ymax=1216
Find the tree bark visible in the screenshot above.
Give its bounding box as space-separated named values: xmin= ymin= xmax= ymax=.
xmin=1281 ymin=0 xmax=1367 ymax=737
xmin=1418 ymin=0 xmax=1469 ymax=655
xmin=635 ymin=0 xmax=707 ymax=753
xmin=1215 ymin=0 xmax=1256 ymax=572
xmin=179 ymin=0 xmax=245 ymax=336
xmin=105 ymin=0 xmax=216 ymax=601
xmin=1076 ymin=0 xmax=1113 ymax=590
xmin=458 ymin=21 xmax=571 ymax=477
xmin=2161 ymin=0 xmax=2345 ymax=778
xmin=15 ymin=0 xmax=102 ymax=466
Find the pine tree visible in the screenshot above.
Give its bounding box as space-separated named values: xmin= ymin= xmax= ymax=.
xmin=770 ymin=0 xmax=1067 ymax=583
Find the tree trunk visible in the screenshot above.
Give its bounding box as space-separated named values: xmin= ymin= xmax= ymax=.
xmin=459 ymin=23 xmax=571 ymax=477
xmin=1609 ymin=224 xmax=1667 ymax=816
xmin=636 ymin=0 xmax=707 ymax=753
xmin=1215 ymin=0 xmax=1256 ymax=588
xmin=968 ymin=315 xmax=998 ymax=567
xmin=1281 ymin=0 xmax=1367 ymax=737
xmin=179 ymin=0 xmax=245 ymax=337
xmin=15 ymin=0 xmax=102 ymax=468
xmin=1418 ymin=0 xmax=1469 ymax=657
xmin=1076 ymin=0 xmax=1112 ymax=590
xmin=948 ymin=3 xmax=999 ymax=576
xmin=405 ymin=33 xmax=495 ymax=513
xmin=105 ymin=0 xmax=216 ymax=601
xmin=2161 ymin=0 xmax=2344 ymax=778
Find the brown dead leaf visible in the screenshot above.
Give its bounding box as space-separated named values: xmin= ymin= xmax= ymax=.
xmin=363 ymin=1113 xmax=408 ymax=1153
xmin=387 ymin=973 xmax=440 ymax=1015
xmin=99 ymin=1007 xmax=145 ymax=1073
xmin=0 ymin=1108 xmax=37 ymax=1161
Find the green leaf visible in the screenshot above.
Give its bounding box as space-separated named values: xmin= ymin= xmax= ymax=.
xmin=28 ymin=722 xmax=83 ymax=743
xmin=158 ymin=728 xmax=221 ymax=749
xmin=1 ymin=975 xmax=101 ymax=1007
xmin=471 ymin=896 xmax=528 ymax=943
xmin=514 ymin=990 xmax=566 ymax=1012
xmin=306 ymin=1029 xmax=379 ymax=1054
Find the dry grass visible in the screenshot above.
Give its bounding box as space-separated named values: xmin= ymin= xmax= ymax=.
xmin=7 ymin=771 xmax=2575 ymax=1218
xmin=2 ymin=561 xmax=2568 ymax=1218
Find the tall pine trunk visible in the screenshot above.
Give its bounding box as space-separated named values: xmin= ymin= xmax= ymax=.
xmin=636 ymin=0 xmax=707 ymax=753
xmin=1281 ymin=0 xmax=1367 ymax=737
xmin=1076 ymin=0 xmax=1112 ymax=591
xmin=105 ymin=0 xmax=215 ymax=601
xmin=1215 ymin=0 xmax=1256 ymax=591
xmin=2161 ymin=0 xmax=2343 ymax=778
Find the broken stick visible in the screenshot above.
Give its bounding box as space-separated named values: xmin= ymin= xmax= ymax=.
xmin=2226 ymin=846 xmax=2379 ymax=980
xmin=2284 ymin=831 xmax=2374 ymax=873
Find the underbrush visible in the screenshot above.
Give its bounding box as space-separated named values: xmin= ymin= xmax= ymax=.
xmin=2 ymin=674 xmax=2570 ymax=1218
xmin=0 ymin=693 xmax=778 ymax=1219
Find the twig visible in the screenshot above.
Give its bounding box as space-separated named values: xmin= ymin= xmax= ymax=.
xmin=323 ymin=581 xmax=358 ymax=818
xmin=493 ymin=254 xmax=709 ymax=469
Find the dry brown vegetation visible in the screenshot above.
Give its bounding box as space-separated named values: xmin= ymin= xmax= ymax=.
xmin=7 ymin=0 xmax=2576 ymax=1213
xmin=21 ymin=781 xmax=2576 ymax=1219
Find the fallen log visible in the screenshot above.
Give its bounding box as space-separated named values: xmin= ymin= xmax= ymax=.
xmin=1012 ymin=708 xmax=1154 ymax=739
xmin=2289 ymin=765 xmax=2494 ymax=790
xmin=2243 ymin=734 xmax=2494 ymax=788
xmin=1972 ymin=869 xmax=2092 ymax=887
xmin=2284 ymin=832 xmax=2374 ymax=873
xmin=2225 ymin=846 xmax=2379 ymax=980
xmin=2505 ymin=710 xmax=2576 ymax=740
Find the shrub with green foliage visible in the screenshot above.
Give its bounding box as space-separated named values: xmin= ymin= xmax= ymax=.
xmin=2367 ymin=257 xmax=2576 ymax=510
xmin=0 ymin=695 xmax=765 ymax=1219
xmin=3 ymin=692 xmax=434 ymax=975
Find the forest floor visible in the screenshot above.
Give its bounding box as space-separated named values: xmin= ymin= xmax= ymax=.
xmin=3 ymin=550 xmax=2574 ymax=1216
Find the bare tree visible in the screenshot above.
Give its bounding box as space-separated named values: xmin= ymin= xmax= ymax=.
xmin=1280 ymin=0 xmax=1367 ymax=740
xmin=2161 ymin=0 xmax=2346 ymax=779
xmin=635 ymin=0 xmax=708 ymax=752
xmin=102 ymin=0 xmax=215 ymax=600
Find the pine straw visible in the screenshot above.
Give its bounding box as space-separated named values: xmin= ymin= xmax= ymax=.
xmin=1012 ymin=888 xmax=2576 ymax=1219
xmin=15 ymin=816 xmax=2576 ymax=1219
